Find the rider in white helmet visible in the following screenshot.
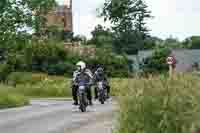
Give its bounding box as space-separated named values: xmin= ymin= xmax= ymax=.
xmin=72 ymin=61 xmax=93 ymax=106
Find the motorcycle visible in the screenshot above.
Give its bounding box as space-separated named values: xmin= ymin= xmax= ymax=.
xmin=97 ymin=81 xmax=107 ymax=104
xmin=77 ymin=81 xmax=88 ymax=112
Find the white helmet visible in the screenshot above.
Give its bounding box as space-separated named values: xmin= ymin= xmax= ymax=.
xmin=76 ymin=61 xmax=86 ymax=70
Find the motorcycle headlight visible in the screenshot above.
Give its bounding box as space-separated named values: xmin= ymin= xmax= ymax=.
xmin=98 ymin=82 xmax=103 ymax=89
xmin=79 ymin=86 xmax=85 ymax=90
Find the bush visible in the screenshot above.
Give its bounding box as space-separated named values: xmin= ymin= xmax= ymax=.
xmin=6 ymin=73 xmax=72 ymax=97
xmin=141 ymin=47 xmax=171 ymax=75
xmin=7 ymin=72 xmax=45 ymax=86
xmin=85 ymin=50 xmax=129 ymax=77
xmin=2 ymin=40 xmax=129 ymax=77
xmin=45 ymin=62 xmax=74 ymax=75
xmin=0 ymin=64 xmax=12 ymax=82
xmin=115 ymin=74 xmax=200 ymax=133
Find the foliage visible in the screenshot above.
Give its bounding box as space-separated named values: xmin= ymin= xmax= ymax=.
xmin=72 ymin=35 xmax=87 ymax=45
xmin=162 ymin=36 xmax=182 ymax=48
xmin=7 ymin=72 xmax=46 ymax=86
xmin=85 ymin=49 xmax=129 ymax=77
xmin=101 ymin=0 xmax=152 ymax=54
xmin=0 ymin=73 xmax=127 ymax=108
xmin=89 ymin=24 xmax=113 ymax=48
xmin=182 ymin=36 xmax=200 ymax=49
xmin=0 ymin=86 xmax=29 ymax=109
xmin=5 ymin=73 xmax=71 ymax=97
xmin=142 ymin=36 xmax=162 ymax=50
xmin=1 ymin=40 xmax=129 ymax=77
xmin=46 ymin=25 xmax=64 ymax=41
xmin=28 ymin=0 xmax=57 ymax=36
xmin=0 ymin=64 xmax=12 ymax=82
xmin=140 ymin=47 xmax=171 ymax=74
xmin=0 ymin=0 xmax=56 ymax=46
xmin=5 ymin=72 xmax=126 ymax=98
xmin=115 ymin=74 xmax=200 ymax=133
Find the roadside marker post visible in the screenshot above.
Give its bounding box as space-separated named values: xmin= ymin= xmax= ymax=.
xmin=166 ymin=56 xmax=176 ymax=77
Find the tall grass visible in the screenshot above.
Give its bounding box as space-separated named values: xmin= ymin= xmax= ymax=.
xmin=0 ymin=85 xmax=29 ymax=109
xmin=115 ymin=74 xmax=200 ymax=133
xmin=6 ymin=72 xmax=122 ymax=98
xmin=5 ymin=72 xmax=71 ymax=97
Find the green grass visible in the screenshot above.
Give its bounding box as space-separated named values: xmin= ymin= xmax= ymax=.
xmin=3 ymin=72 xmax=200 ymax=133
xmin=6 ymin=72 xmax=72 ymax=98
xmin=0 ymin=85 xmax=29 ymax=109
xmin=0 ymin=72 xmax=123 ymax=109
xmin=115 ymin=74 xmax=200 ymax=133
xmin=6 ymin=72 xmax=124 ymax=98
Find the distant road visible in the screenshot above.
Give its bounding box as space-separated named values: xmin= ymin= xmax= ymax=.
xmin=0 ymin=99 xmax=116 ymax=133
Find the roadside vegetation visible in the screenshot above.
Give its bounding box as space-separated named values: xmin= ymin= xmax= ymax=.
xmin=1 ymin=3 xmax=200 ymax=133
xmin=3 ymin=72 xmax=123 ymax=98
xmin=0 ymin=71 xmax=124 ymax=109
xmin=115 ymin=74 xmax=200 ymax=133
xmin=0 ymin=85 xmax=29 ymax=109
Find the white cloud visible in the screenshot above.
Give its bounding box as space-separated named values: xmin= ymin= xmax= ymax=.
xmin=146 ymin=0 xmax=200 ymax=40
xmin=72 ymin=0 xmax=108 ymax=38
xmin=73 ymin=13 xmax=102 ymax=38
xmin=56 ymin=0 xmax=200 ymax=40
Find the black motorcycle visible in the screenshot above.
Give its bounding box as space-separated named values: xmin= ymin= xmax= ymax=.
xmin=77 ymin=81 xmax=88 ymax=112
xmin=97 ymin=81 xmax=107 ymax=104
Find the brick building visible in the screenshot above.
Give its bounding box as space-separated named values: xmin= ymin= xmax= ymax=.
xmin=45 ymin=0 xmax=97 ymax=55
xmin=46 ymin=0 xmax=73 ymax=36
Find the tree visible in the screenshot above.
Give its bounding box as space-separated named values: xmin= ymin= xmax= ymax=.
xmin=142 ymin=36 xmax=160 ymax=50
xmin=182 ymin=36 xmax=200 ymax=49
xmin=163 ymin=36 xmax=181 ymax=48
xmin=0 ymin=0 xmax=56 ymax=46
xmin=89 ymin=24 xmax=113 ymax=48
xmin=101 ymin=0 xmax=152 ymax=54
xmin=73 ymin=35 xmax=87 ymax=45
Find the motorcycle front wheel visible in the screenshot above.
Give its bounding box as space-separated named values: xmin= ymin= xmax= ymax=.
xmin=79 ymin=93 xmax=87 ymax=112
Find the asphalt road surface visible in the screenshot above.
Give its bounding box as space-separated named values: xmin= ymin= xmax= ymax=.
xmin=0 ymin=99 xmax=116 ymax=133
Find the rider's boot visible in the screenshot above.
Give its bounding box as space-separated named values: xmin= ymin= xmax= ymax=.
xmin=73 ymin=101 xmax=79 ymax=106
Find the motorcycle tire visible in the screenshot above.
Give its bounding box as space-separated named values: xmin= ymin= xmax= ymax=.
xmin=79 ymin=93 xmax=86 ymax=112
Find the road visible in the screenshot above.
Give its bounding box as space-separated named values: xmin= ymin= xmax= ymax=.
xmin=0 ymin=99 xmax=116 ymax=133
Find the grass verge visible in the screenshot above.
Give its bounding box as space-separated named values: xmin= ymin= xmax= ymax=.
xmin=115 ymin=74 xmax=200 ymax=133
xmin=0 ymin=85 xmax=29 ymax=109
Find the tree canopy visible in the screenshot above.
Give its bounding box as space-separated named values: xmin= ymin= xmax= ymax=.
xmin=101 ymin=0 xmax=152 ymax=54
xmin=0 ymin=0 xmax=56 ymax=46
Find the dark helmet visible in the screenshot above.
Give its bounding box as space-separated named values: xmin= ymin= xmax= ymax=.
xmin=96 ymin=67 xmax=104 ymax=74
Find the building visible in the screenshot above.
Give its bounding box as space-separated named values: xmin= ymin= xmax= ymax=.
xmin=128 ymin=49 xmax=200 ymax=72
xmin=45 ymin=0 xmax=97 ymax=55
xmin=46 ymin=0 xmax=73 ymax=34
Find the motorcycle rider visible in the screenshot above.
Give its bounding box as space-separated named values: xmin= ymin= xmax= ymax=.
xmin=93 ymin=66 xmax=110 ymax=100
xmin=72 ymin=61 xmax=93 ymax=106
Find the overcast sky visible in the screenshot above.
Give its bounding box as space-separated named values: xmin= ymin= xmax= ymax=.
xmin=57 ymin=0 xmax=200 ymax=40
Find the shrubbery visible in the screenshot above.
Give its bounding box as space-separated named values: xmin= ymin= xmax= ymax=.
xmin=115 ymin=74 xmax=200 ymax=133
xmin=1 ymin=40 xmax=129 ymax=78
xmin=0 ymin=64 xmax=12 ymax=82
xmin=140 ymin=47 xmax=171 ymax=75
xmin=4 ymin=72 xmax=124 ymax=98
xmin=5 ymin=72 xmax=71 ymax=97
xmin=7 ymin=72 xmax=46 ymax=86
